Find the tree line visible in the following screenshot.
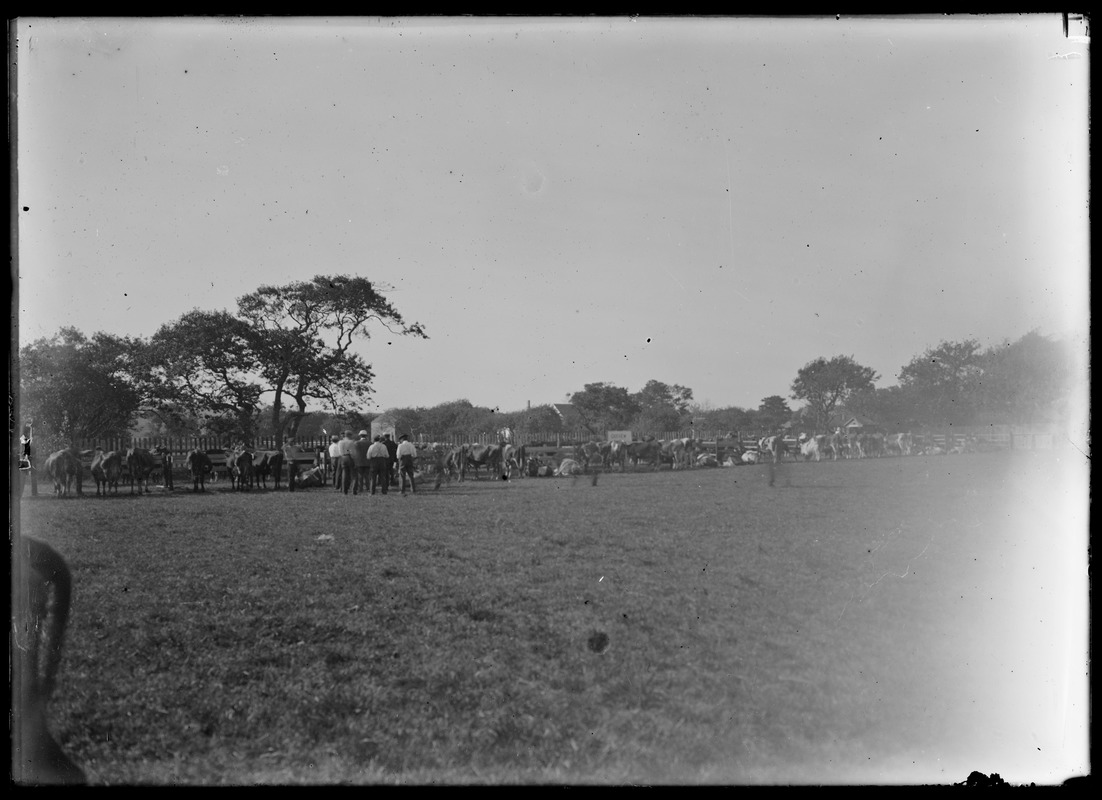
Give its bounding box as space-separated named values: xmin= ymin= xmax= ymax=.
xmin=17 ymin=273 xmax=1076 ymax=454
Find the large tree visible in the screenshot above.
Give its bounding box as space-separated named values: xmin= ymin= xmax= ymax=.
xmin=569 ymin=382 xmax=642 ymax=434
xmin=974 ymin=331 xmax=1075 ymax=424
xmin=897 ymin=339 xmax=984 ymax=426
xmin=236 ymin=275 xmax=427 ymax=444
xmin=19 ymin=327 xmax=144 ymax=448
xmin=791 ymin=355 xmax=879 ymax=432
xmin=143 ymin=275 xmax=427 ymax=444
xmin=140 ymin=310 xmax=264 ymax=440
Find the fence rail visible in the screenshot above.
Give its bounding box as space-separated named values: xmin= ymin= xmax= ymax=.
xmin=68 ymin=424 xmax=1052 ymax=458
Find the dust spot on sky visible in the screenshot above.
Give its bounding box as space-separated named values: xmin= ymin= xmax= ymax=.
xmin=519 ymin=161 xmax=547 ymax=196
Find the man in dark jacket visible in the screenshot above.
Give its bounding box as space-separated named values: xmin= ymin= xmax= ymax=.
xmin=383 ymin=434 xmax=399 ymax=488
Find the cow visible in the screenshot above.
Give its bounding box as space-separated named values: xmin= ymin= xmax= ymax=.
xmin=125 ymin=448 xmax=157 ymax=494
xmin=824 ymin=430 xmax=846 ymax=460
xmin=606 ymin=440 xmax=627 ymax=472
xmin=16 ymin=538 xmax=86 ymax=784
xmin=229 ymin=449 xmax=255 ymax=491
xmin=696 ymin=453 xmax=719 ymax=468
xmin=460 ymin=443 xmax=503 ymax=481
xmin=90 ymin=449 xmax=124 ymax=496
xmin=43 ymin=449 xmax=82 ymax=497
xmin=800 ymin=435 xmax=828 ymax=462
xmin=664 ymin=438 xmax=699 ymax=470
xmin=577 ymin=441 xmax=603 ymax=473
xmin=150 ymin=445 xmax=173 ymax=489
xmin=555 ymin=458 xmax=584 ymax=476
xmin=251 ymin=450 xmax=285 ymax=490
xmin=759 ymin=435 xmax=787 ymax=463
xmin=625 ymin=439 xmax=662 ymax=471
xmin=597 ymin=441 xmax=613 ymax=468
xmin=860 ymin=432 xmax=885 ymax=458
xmin=885 ymin=432 xmax=914 ymax=457
xmin=424 ymin=444 xmax=463 ymax=489
xmin=185 ymin=449 xmax=214 ymax=492
xmin=501 ymin=443 xmax=529 ymax=478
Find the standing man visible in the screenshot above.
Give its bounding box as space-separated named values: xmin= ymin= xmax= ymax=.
xmin=327 ymin=435 xmax=342 ymax=491
xmin=283 ymin=438 xmax=300 ymax=492
xmin=396 ymin=434 xmax=418 ymax=495
xmin=383 ymin=434 xmax=399 ymax=489
xmin=765 ymin=430 xmax=790 ymax=488
xmin=156 ymin=446 xmax=174 ymax=490
xmin=337 ymin=430 xmax=356 ymax=495
xmin=367 ymin=436 xmax=390 ymax=495
xmin=352 ymin=430 xmax=372 ymax=495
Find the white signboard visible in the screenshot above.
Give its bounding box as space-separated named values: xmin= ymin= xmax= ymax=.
xmin=607 ymin=430 xmax=633 ymax=443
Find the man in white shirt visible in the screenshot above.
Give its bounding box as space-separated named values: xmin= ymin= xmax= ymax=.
xmin=396 ymin=434 xmax=418 ymax=494
xmin=337 ymin=430 xmax=356 ymax=495
xmin=367 ymin=436 xmax=390 ymax=495
xmin=327 ymin=435 xmax=341 ymax=490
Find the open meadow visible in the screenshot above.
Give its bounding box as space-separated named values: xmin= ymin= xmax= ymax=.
xmin=15 ymin=450 xmax=1089 ymax=785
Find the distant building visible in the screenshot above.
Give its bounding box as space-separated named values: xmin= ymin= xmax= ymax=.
xmin=837 ymin=413 xmax=880 ymax=432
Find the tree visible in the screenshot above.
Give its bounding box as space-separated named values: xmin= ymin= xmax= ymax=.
xmin=142 ymin=275 xmax=427 ymax=445
xmin=569 ymin=383 xmax=642 ymax=434
xmin=690 ymin=404 xmax=753 ymax=435
xmin=19 ymin=327 xmax=144 ymax=447
xmin=516 ymin=404 xmax=567 ymax=437
xmin=417 ymin=400 xmax=496 ymax=438
xmin=898 ymin=339 xmax=984 ymax=426
xmin=791 ymin=355 xmax=879 ymax=432
xmin=974 ymin=331 xmax=1075 ymax=424
xmin=139 ymin=310 xmax=264 ymax=441
xmin=756 ymin=395 xmax=792 ymax=432
xmin=236 ymin=275 xmax=427 ymax=444
xmin=632 ymin=380 xmax=694 ymax=434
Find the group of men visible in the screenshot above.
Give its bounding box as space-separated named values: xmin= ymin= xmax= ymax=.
xmin=325 ymin=431 xmax=417 ymax=495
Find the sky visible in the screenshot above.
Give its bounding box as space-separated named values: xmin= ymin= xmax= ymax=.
xmin=14 ymin=15 xmax=1090 ymax=419
xmin=11 ymin=16 xmax=1091 ymax=786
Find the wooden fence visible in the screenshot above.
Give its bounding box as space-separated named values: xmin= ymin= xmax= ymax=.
xmin=71 ymin=425 xmax=1050 ymax=461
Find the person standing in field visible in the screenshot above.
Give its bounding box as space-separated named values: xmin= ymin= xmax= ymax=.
xmin=337 ymin=430 xmax=357 ymax=495
xmin=367 ymin=436 xmax=390 ymax=495
xmin=765 ymin=429 xmax=790 ymax=488
xmin=396 ymin=434 xmax=418 ymax=494
xmin=327 ymin=435 xmax=341 ymax=490
xmin=283 ymin=438 xmax=300 ymax=492
xmin=352 ymin=430 xmax=372 ymax=495
xmin=383 ymin=433 xmax=399 ymax=488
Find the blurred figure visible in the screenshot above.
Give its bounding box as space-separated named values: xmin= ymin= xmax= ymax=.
xmin=14 ymin=538 xmax=86 ymax=784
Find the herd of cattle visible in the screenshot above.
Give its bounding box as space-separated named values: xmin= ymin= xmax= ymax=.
xmin=32 ymin=431 xmax=981 ymax=498
xmin=36 ymin=445 xmax=290 ymax=498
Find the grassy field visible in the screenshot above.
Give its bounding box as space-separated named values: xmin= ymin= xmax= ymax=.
xmin=14 ymin=451 xmax=1090 ymax=786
